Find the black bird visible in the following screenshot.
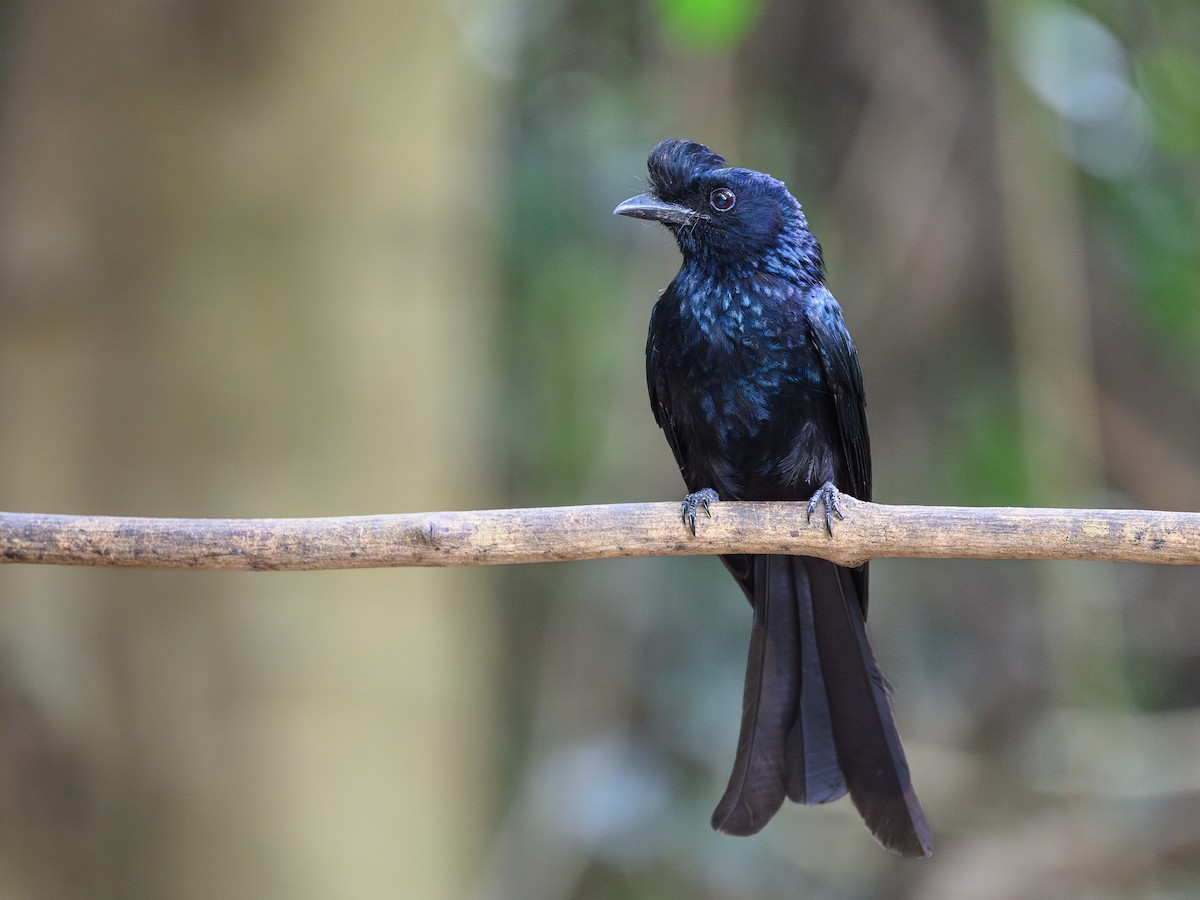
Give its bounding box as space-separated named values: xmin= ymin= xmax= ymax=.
xmin=615 ymin=140 xmax=931 ymax=856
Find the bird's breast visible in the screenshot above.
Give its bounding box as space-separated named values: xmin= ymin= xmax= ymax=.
xmin=669 ymin=308 xmax=800 ymax=440
xmin=680 ymin=283 xmax=777 ymax=345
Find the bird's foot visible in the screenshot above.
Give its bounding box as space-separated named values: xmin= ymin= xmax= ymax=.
xmin=681 ymin=488 xmax=719 ymax=536
xmin=806 ymin=482 xmax=844 ymax=536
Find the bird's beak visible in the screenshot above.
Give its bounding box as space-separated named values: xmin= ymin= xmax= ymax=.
xmin=613 ymin=192 xmax=694 ymax=225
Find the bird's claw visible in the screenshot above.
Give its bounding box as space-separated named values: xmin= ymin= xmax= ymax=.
xmin=681 ymin=488 xmax=719 ymax=536
xmin=806 ymin=482 xmax=844 ymax=536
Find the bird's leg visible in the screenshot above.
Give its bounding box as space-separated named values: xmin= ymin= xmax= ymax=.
xmin=806 ymin=482 xmax=844 ymax=536
xmin=681 ymin=487 xmax=720 ymax=536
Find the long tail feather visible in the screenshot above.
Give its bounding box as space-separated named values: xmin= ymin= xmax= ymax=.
xmin=806 ymin=559 xmax=932 ymax=857
xmin=711 ymin=555 xmax=800 ymax=835
xmin=783 ymin=556 xmax=849 ymax=805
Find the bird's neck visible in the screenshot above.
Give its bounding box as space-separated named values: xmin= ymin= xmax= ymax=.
xmin=679 ymin=243 xmax=824 ymax=293
xmin=671 ymin=255 xmax=816 ymax=348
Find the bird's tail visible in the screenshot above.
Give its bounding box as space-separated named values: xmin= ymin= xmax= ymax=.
xmin=710 ymin=554 xmax=800 ymax=836
xmin=711 ymin=554 xmax=932 ymax=857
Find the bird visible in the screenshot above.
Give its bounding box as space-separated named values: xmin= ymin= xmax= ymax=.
xmin=614 ymin=139 xmax=931 ymax=857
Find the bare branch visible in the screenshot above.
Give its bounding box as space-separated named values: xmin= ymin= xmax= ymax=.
xmin=1 ymin=497 xmax=1197 ymax=571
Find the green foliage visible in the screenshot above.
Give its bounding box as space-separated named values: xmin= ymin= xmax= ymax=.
xmin=1119 ymin=183 xmax=1200 ymax=358
xmin=946 ymin=385 xmax=1031 ymax=507
xmin=653 ymin=0 xmax=763 ymax=51
xmin=1138 ymin=49 xmax=1200 ymax=156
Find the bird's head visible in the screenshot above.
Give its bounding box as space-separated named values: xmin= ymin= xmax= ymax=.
xmin=614 ymin=139 xmax=823 ymax=281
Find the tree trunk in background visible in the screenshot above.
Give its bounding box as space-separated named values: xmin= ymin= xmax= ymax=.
xmin=0 ymin=3 xmax=496 ymax=898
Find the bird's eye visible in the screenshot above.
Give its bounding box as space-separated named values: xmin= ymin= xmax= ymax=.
xmin=709 ymin=188 xmax=736 ymax=212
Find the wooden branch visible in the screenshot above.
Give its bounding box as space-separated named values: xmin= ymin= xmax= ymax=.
xmin=1 ymin=498 xmax=1197 ymax=571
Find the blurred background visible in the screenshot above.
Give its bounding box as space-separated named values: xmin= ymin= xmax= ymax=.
xmin=0 ymin=0 xmax=1198 ymax=897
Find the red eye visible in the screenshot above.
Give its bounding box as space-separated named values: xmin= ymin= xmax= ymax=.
xmin=709 ymin=188 xmax=736 ymax=212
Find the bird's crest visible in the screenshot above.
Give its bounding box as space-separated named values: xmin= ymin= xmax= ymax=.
xmin=647 ymin=140 xmax=725 ymax=199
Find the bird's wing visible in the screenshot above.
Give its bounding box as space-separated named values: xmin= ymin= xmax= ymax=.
xmin=804 ymin=285 xmax=872 ymax=614
xmin=646 ymin=293 xmax=690 ymax=482
xmin=804 ymin=286 xmax=871 ymax=502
